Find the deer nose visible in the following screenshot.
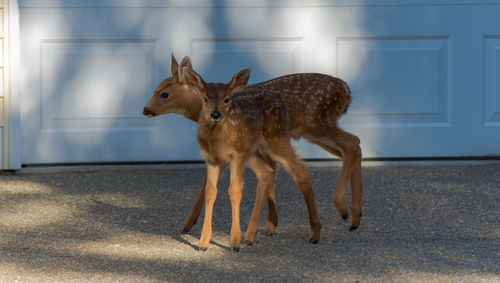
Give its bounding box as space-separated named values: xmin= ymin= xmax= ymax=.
xmin=143 ymin=107 xmax=156 ymax=117
xmin=210 ymin=110 xmax=221 ymax=121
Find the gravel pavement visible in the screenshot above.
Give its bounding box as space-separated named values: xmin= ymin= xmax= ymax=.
xmin=0 ymin=164 xmax=499 ymax=282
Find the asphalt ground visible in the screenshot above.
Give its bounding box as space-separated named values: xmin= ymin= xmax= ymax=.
xmin=0 ymin=164 xmax=499 ymax=282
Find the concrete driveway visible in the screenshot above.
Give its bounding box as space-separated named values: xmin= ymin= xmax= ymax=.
xmin=0 ymin=163 xmax=499 ymax=282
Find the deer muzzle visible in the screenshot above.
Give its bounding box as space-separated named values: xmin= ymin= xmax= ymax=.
xmin=143 ymin=107 xmax=156 ymax=118
xmin=210 ymin=110 xmax=221 ymax=121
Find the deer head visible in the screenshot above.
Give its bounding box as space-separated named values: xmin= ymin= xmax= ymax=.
xmin=183 ymin=67 xmax=250 ymax=123
xmin=143 ymin=54 xmax=201 ymax=121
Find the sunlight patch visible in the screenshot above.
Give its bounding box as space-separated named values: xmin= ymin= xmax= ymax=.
xmin=0 ymin=200 xmax=71 ymax=229
xmin=60 ymin=233 xmax=225 ymax=261
xmin=0 ymin=180 xmax=54 ymax=195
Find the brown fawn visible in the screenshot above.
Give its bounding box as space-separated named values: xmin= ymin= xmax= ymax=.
xmin=183 ymin=67 xmax=321 ymax=251
xmin=143 ymin=54 xmax=362 ymax=235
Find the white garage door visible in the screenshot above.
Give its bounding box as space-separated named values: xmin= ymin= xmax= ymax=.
xmin=19 ymin=0 xmax=500 ymax=164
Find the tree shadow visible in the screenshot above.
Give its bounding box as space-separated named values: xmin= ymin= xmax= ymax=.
xmin=1 ymin=165 xmax=499 ymax=281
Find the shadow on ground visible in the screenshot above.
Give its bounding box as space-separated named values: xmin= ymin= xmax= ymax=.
xmin=0 ymin=165 xmax=499 ymax=282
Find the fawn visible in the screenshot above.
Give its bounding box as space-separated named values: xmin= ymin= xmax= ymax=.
xmin=143 ymin=54 xmax=362 ymax=236
xmin=183 ymin=67 xmax=321 ymax=251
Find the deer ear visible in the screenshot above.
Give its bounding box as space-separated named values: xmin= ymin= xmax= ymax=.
xmin=183 ymin=67 xmax=205 ymax=94
xmin=178 ymin=56 xmax=193 ymax=84
xmin=227 ymin=68 xmax=250 ymax=96
xmin=170 ymin=53 xmax=179 ymax=76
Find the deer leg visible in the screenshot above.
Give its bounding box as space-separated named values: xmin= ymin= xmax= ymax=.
xmin=349 ymin=145 xmax=363 ymax=230
xmin=228 ymin=157 xmax=245 ymax=252
xmin=311 ymin=129 xmax=363 ymax=230
xmin=244 ymin=152 xmax=274 ymax=245
xmin=198 ymin=163 xmax=220 ymax=251
xmin=311 ymin=139 xmax=350 ymax=221
xmin=329 ymin=130 xmax=362 ymax=230
xmin=182 ymin=160 xmax=279 ymax=237
xmin=263 ymin=153 xmax=278 ymax=236
xmin=182 ymin=175 xmax=206 ymax=234
xmin=266 ymin=138 xmax=321 ymax=244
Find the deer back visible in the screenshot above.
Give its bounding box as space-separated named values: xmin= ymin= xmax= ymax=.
xmin=254 ymin=73 xmax=351 ymax=137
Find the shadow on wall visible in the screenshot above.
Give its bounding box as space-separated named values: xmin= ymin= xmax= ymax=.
xmin=19 ymin=1 xmax=376 ymax=163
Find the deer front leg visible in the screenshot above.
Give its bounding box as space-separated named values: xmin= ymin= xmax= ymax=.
xmin=244 ymin=152 xmax=274 ymax=245
xmin=198 ymin=163 xmax=220 ymax=251
xmin=228 ymin=157 xmax=245 ymax=252
xmin=182 ymin=175 xmax=206 ymax=234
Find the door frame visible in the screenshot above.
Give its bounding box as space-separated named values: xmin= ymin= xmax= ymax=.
xmin=2 ymin=0 xmax=21 ymax=169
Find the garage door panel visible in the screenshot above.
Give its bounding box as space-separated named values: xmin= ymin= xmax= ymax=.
xmin=20 ymin=4 xmax=212 ymax=163
xmin=19 ymin=1 xmax=500 ymax=164
xmin=192 ymin=38 xmax=305 ymax=83
xmin=484 ymin=35 xmax=500 ymax=127
xmin=41 ymin=39 xmax=155 ymax=130
xmin=338 ymin=36 xmax=450 ymax=127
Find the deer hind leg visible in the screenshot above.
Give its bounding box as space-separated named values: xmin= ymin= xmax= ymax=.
xmin=244 ymin=151 xmax=275 ymax=245
xmin=228 ymin=157 xmax=246 ymax=252
xmin=349 ymin=144 xmax=363 ymax=230
xmin=312 ymin=140 xmax=350 ymax=221
xmin=198 ymin=163 xmax=220 ymax=251
xmin=182 ymin=175 xmax=206 ymax=234
xmin=310 ymin=129 xmax=363 ymax=230
xmin=262 ymin=153 xmax=278 ymax=236
xmin=265 ymin=137 xmax=321 ymax=244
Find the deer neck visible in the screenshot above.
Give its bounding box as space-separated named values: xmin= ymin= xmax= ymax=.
xmin=182 ymin=92 xmax=203 ymax=122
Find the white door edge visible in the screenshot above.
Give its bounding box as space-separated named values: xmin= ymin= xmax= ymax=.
xmin=3 ymin=0 xmax=22 ymax=169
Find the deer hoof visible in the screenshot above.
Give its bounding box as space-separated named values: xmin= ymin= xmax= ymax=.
xmin=262 ymin=231 xmax=274 ymax=236
xmin=198 ymin=247 xmax=208 ymax=252
xmin=341 ymin=213 xmax=349 ymax=221
xmin=181 ymin=228 xmax=190 ymax=234
xmin=349 ymin=225 xmax=358 ymax=231
xmin=232 ymin=247 xmax=240 ymax=252
xmin=244 ymin=240 xmax=253 ymax=246
xmin=309 ymin=239 xmax=319 ymax=244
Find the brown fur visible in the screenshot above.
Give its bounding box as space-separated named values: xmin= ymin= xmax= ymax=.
xmin=143 ymin=55 xmax=201 ymax=121
xmin=183 ymin=67 xmax=321 ymax=251
xmin=143 ymin=54 xmax=362 ymax=237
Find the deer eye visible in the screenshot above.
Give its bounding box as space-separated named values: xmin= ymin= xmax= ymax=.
xmin=203 ymin=97 xmax=208 ymax=103
xmin=224 ymin=98 xmax=230 ymax=104
xmin=160 ymin=92 xmax=169 ymax=99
